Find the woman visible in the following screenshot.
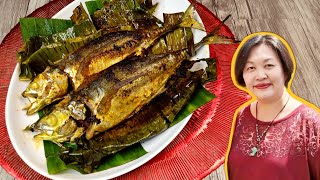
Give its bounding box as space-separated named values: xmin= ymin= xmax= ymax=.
xmin=226 ymin=32 xmax=320 ymax=180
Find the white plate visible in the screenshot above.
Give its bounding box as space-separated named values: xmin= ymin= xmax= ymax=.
xmin=5 ymin=0 xmax=209 ymax=179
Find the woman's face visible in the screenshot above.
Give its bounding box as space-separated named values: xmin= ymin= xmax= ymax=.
xmin=242 ymin=44 xmax=286 ymax=102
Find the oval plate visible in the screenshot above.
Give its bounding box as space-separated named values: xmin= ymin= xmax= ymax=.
xmin=5 ymin=0 xmax=210 ymax=179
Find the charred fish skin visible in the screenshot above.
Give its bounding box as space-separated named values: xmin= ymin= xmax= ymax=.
xmin=59 ymin=60 xmax=210 ymax=173
xmin=82 ymin=50 xmax=190 ymax=139
xmin=61 ymin=31 xmax=144 ymax=92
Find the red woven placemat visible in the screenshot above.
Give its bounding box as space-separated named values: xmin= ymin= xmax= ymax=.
xmin=0 ymin=0 xmax=248 ymax=179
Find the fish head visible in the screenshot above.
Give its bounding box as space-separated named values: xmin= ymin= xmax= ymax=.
xmin=22 ymin=67 xmax=69 ymax=115
xmin=30 ymin=96 xmax=86 ymax=143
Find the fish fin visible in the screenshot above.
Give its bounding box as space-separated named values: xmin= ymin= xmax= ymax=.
xmin=179 ymin=3 xmax=205 ymax=31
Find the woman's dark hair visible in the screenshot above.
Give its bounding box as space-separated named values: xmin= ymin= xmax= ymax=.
xmin=234 ymin=34 xmax=294 ymax=87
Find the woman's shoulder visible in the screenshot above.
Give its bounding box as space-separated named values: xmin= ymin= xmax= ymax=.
xmin=298 ymin=104 xmax=319 ymax=117
xmin=237 ymin=103 xmax=251 ymax=115
xmin=236 ymin=103 xmax=253 ymax=121
xmin=296 ymin=104 xmax=320 ymax=126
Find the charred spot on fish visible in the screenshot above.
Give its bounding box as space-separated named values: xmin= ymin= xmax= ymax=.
xmin=93 ymin=39 xmax=139 ymax=61
xmin=76 ymin=115 xmax=100 ymax=129
xmin=104 ymin=70 xmax=116 ymax=80
xmin=89 ymin=116 xmax=100 ymax=124
xmin=124 ymin=39 xmax=139 ymax=49
xmin=132 ymin=33 xmax=143 ymax=40
xmin=113 ymin=44 xmax=121 ymax=51
xmin=127 ymin=41 xmax=133 ymax=48
xmin=88 ymin=31 xmax=124 ymax=47
xmin=121 ymin=89 xmax=133 ymax=98
xmin=158 ymin=64 xmax=168 ymax=71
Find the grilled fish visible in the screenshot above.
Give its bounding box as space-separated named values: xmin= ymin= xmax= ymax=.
xmin=81 ymin=50 xmax=191 ymax=139
xmin=59 ymin=59 xmax=213 ymax=173
xmin=22 ymin=4 xmax=204 ymax=115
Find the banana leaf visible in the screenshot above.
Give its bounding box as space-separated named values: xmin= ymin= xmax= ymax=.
xmin=86 ymin=0 xmax=157 ymax=15
xmin=151 ymin=13 xmax=195 ymax=55
xmin=20 ymin=18 xmax=73 ymax=43
xmin=70 ymin=3 xmax=91 ymax=25
xmin=170 ymin=86 xmax=215 ymax=126
xmin=22 ymin=30 xmax=102 ymax=73
xmin=44 ymin=85 xmax=215 ymax=174
xmin=18 ymin=18 xmax=72 ymax=80
xmin=88 ymin=0 xmax=159 ymax=30
xmin=18 ymin=4 xmax=97 ymax=80
xmin=18 ymin=19 xmax=96 ymax=59
xmin=85 ymin=0 xmax=107 ymax=15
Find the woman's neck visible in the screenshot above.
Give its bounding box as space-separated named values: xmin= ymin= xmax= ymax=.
xmin=258 ymin=91 xmax=289 ymax=108
xmin=255 ymin=90 xmax=290 ymax=122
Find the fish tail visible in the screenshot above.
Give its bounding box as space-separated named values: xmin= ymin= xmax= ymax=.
xmin=195 ymin=15 xmax=234 ymax=49
xmin=178 ymin=2 xmax=205 ymax=31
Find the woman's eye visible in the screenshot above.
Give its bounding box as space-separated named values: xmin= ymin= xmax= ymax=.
xmin=265 ymin=64 xmax=274 ymax=68
xmin=246 ymin=67 xmax=254 ymax=71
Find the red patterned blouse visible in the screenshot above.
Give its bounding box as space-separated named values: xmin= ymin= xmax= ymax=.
xmin=228 ymin=104 xmax=320 ymax=180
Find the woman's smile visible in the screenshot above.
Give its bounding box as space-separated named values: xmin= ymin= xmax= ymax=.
xmin=254 ymin=83 xmax=272 ymax=89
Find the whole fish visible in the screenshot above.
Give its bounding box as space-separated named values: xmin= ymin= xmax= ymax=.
xmin=59 ymin=59 xmax=213 ymax=173
xmin=81 ymin=50 xmax=191 ymax=139
xmin=22 ymin=4 xmax=204 ymax=115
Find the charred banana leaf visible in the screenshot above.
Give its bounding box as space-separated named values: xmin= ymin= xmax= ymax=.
xmin=92 ymin=0 xmax=160 ymax=30
xmin=151 ymin=12 xmax=195 ymax=55
xmin=71 ymin=3 xmax=91 ymax=25
xmin=22 ymin=30 xmax=101 ymax=73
